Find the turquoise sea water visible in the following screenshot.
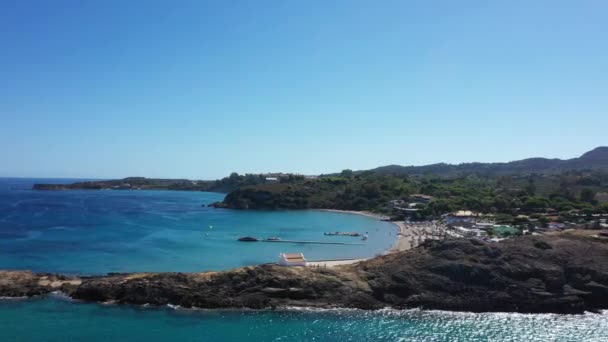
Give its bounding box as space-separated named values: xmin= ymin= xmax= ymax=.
xmin=0 ymin=178 xmax=396 ymax=275
xmin=1 ymin=297 xmax=606 ymax=341
xmin=2 ymin=178 xmax=604 ymax=341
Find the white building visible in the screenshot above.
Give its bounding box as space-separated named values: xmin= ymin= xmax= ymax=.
xmin=278 ymin=253 xmax=307 ymax=267
xmin=453 ymin=226 xmax=487 ymax=238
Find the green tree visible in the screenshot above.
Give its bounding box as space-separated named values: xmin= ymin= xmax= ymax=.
xmin=523 ymin=197 xmax=548 ymax=211
xmin=525 ymin=179 xmax=536 ymax=196
xmin=340 ymin=169 xmax=353 ymax=178
xmin=580 ymin=188 xmax=596 ymax=204
xmin=497 ymin=176 xmax=513 ymax=191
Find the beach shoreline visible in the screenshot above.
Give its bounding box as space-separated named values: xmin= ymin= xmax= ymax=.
xmin=318 ymin=208 xmax=390 ymax=220
xmin=313 ymin=209 xmax=412 ymax=267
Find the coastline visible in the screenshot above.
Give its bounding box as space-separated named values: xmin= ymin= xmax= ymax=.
xmin=318 ymin=209 xmax=391 ymax=220
xmin=315 ymin=209 xmax=411 ymax=267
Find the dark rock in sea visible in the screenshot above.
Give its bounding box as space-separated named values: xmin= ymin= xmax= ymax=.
xmin=209 ymin=201 xmax=229 ymax=208
xmin=2 ymin=234 xmax=608 ymax=314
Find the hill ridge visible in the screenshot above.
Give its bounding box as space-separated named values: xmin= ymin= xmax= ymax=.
xmin=367 ymin=146 xmax=608 ymax=176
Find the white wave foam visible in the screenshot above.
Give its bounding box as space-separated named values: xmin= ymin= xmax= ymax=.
xmin=47 ymin=291 xmax=74 ymax=301
xmin=0 ymin=296 xmax=29 ymax=300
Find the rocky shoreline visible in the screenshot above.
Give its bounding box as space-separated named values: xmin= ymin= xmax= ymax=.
xmin=2 ymin=234 xmax=608 ymax=314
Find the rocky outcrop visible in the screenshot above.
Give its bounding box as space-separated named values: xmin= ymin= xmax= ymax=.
xmin=358 ymin=234 xmax=608 ymax=313
xmin=0 ymin=271 xmax=81 ymax=297
xmin=2 ymin=234 xmax=608 ymax=313
xmin=71 ymin=266 xmax=374 ymax=309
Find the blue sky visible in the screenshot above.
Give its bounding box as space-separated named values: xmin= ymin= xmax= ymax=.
xmin=1 ymin=0 xmax=607 ymax=179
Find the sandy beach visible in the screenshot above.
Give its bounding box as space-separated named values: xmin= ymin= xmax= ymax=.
xmin=319 ymin=209 xmax=391 ymax=220
xmin=390 ymin=221 xmax=411 ymax=252
xmin=311 ymin=209 xmax=414 ymax=267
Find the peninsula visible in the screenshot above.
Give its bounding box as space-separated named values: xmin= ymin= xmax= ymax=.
xmin=2 ymin=233 xmax=608 ymax=314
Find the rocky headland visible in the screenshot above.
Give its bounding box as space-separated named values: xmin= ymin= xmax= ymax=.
xmin=2 ymin=234 xmax=607 ymax=314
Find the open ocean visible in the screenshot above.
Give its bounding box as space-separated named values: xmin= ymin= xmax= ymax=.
xmin=1 ymin=178 xmax=606 ymax=341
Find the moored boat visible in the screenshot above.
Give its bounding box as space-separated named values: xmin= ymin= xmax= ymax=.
xmin=238 ymin=236 xmax=258 ymax=242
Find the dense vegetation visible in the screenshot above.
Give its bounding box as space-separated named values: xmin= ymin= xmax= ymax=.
xmin=34 ymin=147 xmax=608 ymax=222
xmin=215 ymin=169 xmax=608 ymax=220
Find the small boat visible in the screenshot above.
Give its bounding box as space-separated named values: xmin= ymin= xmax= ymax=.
xmin=238 ymin=236 xmax=258 ymax=242
xmin=361 ymin=235 xmax=369 ymax=241
xmin=266 ymin=237 xmax=281 ymax=241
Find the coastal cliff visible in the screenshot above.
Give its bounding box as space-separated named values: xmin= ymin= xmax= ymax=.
xmin=2 ymin=234 xmax=608 ymax=314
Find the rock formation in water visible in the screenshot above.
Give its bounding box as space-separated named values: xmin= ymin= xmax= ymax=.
xmin=2 ymin=234 xmax=608 ymax=314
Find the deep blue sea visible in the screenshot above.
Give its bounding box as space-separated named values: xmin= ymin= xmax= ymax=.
xmin=1 ymin=178 xmax=606 ymax=341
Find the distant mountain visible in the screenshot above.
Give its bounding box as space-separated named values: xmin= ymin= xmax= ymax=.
xmin=368 ymin=147 xmax=608 ymax=176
